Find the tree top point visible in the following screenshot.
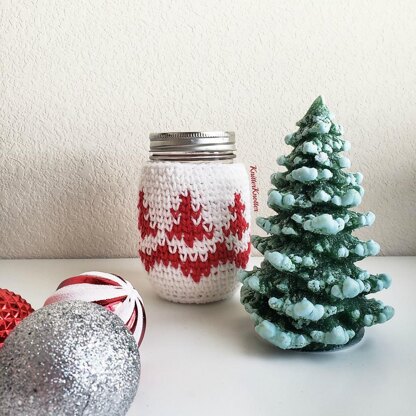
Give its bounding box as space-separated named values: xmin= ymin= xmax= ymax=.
xmin=304 ymin=95 xmax=330 ymax=117
xmin=296 ymin=96 xmax=333 ymax=127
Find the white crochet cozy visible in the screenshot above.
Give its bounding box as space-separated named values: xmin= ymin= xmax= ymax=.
xmin=138 ymin=162 xmax=251 ymax=303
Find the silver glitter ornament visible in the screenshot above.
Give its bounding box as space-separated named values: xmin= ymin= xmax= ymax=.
xmin=0 ymin=301 xmax=140 ymax=416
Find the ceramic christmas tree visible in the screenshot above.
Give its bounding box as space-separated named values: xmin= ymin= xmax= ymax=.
xmin=240 ymin=96 xmax=394 ymax=351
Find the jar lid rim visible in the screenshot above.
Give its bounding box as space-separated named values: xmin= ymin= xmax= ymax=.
xmin=149 ymin=131 xmax=236 ymax=160
xmin=149 ymin=131 xmax=235 ymax=141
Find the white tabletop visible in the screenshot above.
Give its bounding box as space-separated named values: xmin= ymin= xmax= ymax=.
xmin=0 ymin=257 xmax=413 ymax=416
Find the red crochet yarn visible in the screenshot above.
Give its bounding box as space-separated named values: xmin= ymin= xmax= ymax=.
xmin=138 ymin=192 xmax=250 ymax=283
xmin=167 ymin=193 xmax=214 ymax=247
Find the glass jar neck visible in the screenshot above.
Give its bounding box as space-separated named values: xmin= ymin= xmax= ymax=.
xmin=149 ymin=152 xmax=235 ymax=163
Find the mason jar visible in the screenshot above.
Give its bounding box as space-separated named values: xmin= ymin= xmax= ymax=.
xmin=138 ymin=131 xmax=251 ymax=304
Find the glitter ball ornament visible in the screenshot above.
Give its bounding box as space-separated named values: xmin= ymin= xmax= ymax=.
xmin=44 ymin=271 xmax=146 ymax=346
xmin=0 ymin=301 xmax=140 ymax=416
xmin=0 ymin=288 xmax=34 ymax=348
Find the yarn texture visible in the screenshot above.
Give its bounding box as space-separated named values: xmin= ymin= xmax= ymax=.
xmin=138 ymin=162 xmax=250 ymax=303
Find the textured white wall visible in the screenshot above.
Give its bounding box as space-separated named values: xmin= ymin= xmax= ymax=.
xmin=1 ymin=0 xmax=416 ymax=258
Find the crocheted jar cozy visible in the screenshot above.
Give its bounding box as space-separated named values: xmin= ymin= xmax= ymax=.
xmin=138 ymin=162 xmax=251 ymax=303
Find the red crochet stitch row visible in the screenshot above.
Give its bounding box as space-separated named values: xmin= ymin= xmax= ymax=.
xmin=139 ymin=242 xmax=250 ymax=283
xmin=138 ymin=191 xmax=250 ymax=283
xmin=167 ymin=193 xmax=214 ymax=247
xmin=223 ymin=193 xmax=249 ymax=240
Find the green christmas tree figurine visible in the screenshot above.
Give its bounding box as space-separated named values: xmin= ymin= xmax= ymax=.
xmin=240 ymin=96 xmax=394 ymax=351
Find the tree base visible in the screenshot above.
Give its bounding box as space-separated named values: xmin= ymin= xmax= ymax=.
xmin=299 ymin=328 xmax=365 ymax=352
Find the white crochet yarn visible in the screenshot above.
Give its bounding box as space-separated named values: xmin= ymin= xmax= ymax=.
xmin=138 ymin=162 xmax=251 ymax=304
xmin=149 ymin=263 xmax=240 ymax=304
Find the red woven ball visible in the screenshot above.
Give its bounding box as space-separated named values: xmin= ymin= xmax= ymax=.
xmin=0 ymin=288 xmax=34 ymax=348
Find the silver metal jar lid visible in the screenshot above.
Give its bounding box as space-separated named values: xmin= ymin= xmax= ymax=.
xmin=149 ymin=131 xmax=236 ymax=161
